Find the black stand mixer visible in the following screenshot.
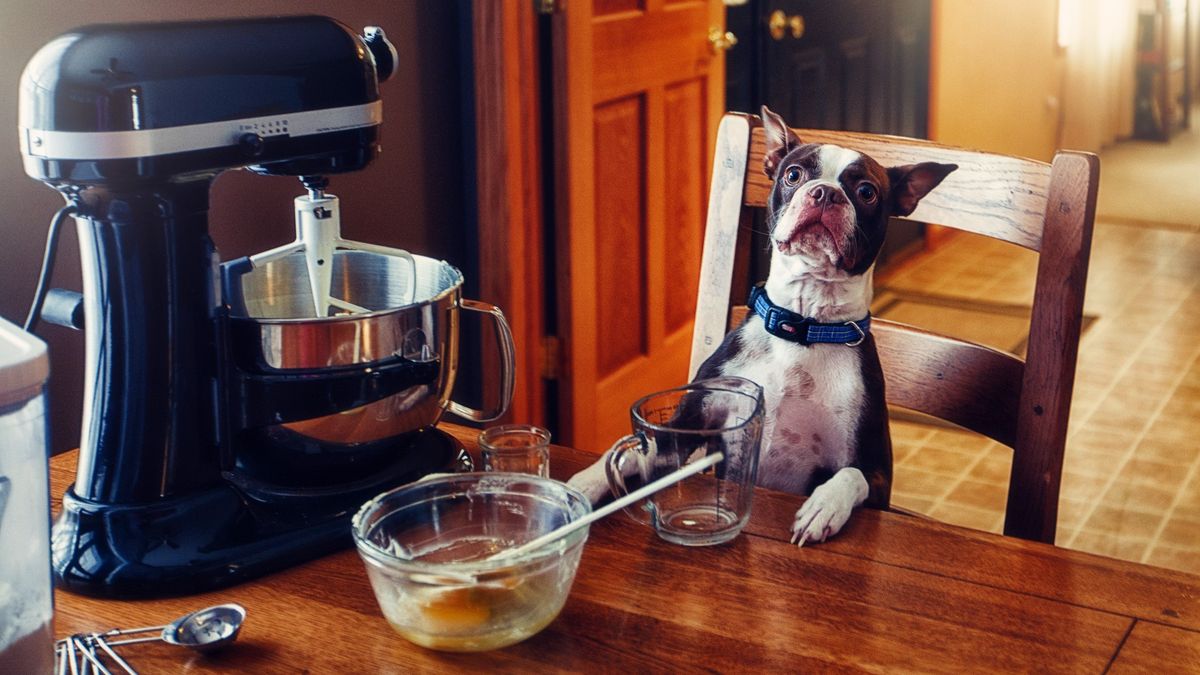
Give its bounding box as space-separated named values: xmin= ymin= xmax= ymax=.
xmin=19 ymin=16 xmax=513 ymax=598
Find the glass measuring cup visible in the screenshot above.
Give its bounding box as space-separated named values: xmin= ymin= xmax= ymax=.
xmin=605 ymin=376 xmax=764 ymax=546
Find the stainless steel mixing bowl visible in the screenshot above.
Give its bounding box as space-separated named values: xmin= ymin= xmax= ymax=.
xmin=225 ymin=250 xmax=513 ymax=446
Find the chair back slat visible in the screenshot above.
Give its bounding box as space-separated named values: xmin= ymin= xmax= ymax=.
xmin=873 ymin=320 xmax=1023 ymax=446
xmin=741 ymin=121 xmax=1052 ymax=251
xmin=722 ymin=310 xmax=1023 ymax=446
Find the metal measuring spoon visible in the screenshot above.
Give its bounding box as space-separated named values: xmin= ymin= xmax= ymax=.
xmin=74 ymin=637 xmax=111 ymax=675
xmin=102 ymin=603 xmax=247 ymax=653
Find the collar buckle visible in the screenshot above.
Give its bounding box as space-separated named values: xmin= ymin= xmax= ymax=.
xmin=843 ymin=320 xmax=867 ymax=347
xmin=775 ymin=316 xmax=812 ymax=345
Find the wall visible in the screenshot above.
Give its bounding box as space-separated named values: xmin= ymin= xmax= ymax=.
xmin=930 ymin=0 xmax=1064 ymax=161
xmin=0 ymin=2 xmax=471 ymax=451
xmin=1193 ymin=0 xmax=1200 ymax=93
xmin=1058 ymin=0 xmax=1138 ymax=150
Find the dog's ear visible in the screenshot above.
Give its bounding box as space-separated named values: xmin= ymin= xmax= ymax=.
xmin=887 ymin=162 xmax=958 ymax=217
xmin=761 ymin=105 xmax=801 ymax=179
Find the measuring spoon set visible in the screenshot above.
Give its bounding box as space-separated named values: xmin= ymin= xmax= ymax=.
xmin=54 ymin=604 xmax=245 ymax=675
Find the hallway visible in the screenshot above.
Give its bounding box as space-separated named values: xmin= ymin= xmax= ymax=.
xmin=877 ymin=120 xmax=1200 ymax=574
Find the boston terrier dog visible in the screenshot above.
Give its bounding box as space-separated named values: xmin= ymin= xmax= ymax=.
xmin=569 ymin=106 xmax=956 ymax=545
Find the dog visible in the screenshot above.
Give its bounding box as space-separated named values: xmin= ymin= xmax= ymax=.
xmin=568 ymin=106 xmax=957 ymax=545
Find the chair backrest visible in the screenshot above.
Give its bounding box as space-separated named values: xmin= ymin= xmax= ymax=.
xmin=690 ymin=113 xmax=1099 ymax=544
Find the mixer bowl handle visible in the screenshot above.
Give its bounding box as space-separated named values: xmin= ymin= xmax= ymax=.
xmin=448 ymin=299 xmax=515 ymax=422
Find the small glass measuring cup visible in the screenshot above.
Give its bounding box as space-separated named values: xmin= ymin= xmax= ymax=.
xmin=478 ymin=425 xmax=551 ymax=478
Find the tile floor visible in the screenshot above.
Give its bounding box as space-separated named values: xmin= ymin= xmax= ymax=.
xmin=877 ymin=217 xmax=1200 ymax=575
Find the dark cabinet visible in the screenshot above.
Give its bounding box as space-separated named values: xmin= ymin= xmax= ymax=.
xmin=726 ymin=0 xmax=932 ymax=273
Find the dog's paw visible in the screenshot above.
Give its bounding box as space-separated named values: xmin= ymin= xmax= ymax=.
xmin=566 ymin=459 xmax=610 ymax=505
xmin=790 ymin=468 xmax=868 ymax=547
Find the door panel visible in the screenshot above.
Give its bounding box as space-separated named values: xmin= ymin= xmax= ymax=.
xmin=840 ymin=37 xmax=870 ymax=132
xmin=554 ymin=0 xmax=724 ymax=452
xmin=777 ymin=49 xmax=827 ymax=128
xmin=890 ymin=0 xmax=932 ymax=138
xmin=593 ymin=96 xmax=648 ymax=377
xmin=893 ymin=27 xmax=922 ymax=136
xmin=592 ymin=7 xmax=714 ymax=102
xmin=596 ymin=0 xmax=642 ymax=14
xmin=663 ymin=79 xmax=706 ymax=335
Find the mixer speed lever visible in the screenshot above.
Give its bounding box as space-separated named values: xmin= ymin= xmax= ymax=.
xmin=41 ymin=288 xmax=85 ymax=330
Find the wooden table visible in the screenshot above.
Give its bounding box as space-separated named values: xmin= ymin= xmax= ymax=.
xmin=51 ymin=426 xmax=1200 ymax=673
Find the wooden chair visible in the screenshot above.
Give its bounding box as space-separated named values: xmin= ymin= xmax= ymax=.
xmin=689 ymin=113 xmax=1099 ymax=544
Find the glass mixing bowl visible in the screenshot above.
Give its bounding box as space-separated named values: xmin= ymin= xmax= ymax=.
xmin=351 ymin=473 xmax=591 ymax=652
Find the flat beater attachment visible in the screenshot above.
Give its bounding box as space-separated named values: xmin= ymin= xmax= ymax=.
xmin=248 ymin=180 xmax=416 ymax=317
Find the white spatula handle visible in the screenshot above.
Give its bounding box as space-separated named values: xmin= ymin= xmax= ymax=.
xmin=494 ymin=451 xmax=725 ymax=561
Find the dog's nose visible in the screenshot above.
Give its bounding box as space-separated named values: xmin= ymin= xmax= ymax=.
xmin=806 ymin=184 xmax=846 ymax=206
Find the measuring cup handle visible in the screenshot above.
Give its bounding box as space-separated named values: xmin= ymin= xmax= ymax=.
xmin=604 ymin=433 xmax=653 ymax=526
xmin=0 ymin=477 xmax=9 ymax=526
xmin=447 ymin=298 xmax=515 ymax=423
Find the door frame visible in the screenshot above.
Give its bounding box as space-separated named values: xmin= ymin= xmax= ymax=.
xmin=470 ymin=0 xmax=547 ymax=428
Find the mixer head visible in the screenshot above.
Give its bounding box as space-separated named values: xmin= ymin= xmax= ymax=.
xmin=18 ymin=16 xmax=396 ymax=187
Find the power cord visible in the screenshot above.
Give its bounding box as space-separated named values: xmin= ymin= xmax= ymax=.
xmin=24 ymin=202 xmax=78 ymax=333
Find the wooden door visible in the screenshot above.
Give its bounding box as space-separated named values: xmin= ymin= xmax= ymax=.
xmin=552 ymin=0 xmax=726 ymax=452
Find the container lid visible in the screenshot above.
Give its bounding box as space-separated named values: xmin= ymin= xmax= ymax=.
xmin=0 ymin=316 xmax=49 ymax=408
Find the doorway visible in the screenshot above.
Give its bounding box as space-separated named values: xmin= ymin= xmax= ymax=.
xmin=469 ymin=0 xmax=932 ymax=452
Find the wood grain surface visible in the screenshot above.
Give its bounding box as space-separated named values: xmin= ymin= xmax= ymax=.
xmin=688 ymin=114 xmax=753 ymax=379
xmin=739 ymin=119 xmax=1053 ymax=251
xmin=872 ymin=318 xmax=1024 ymax=446
xmin=1005 ymin=151 xmax=1099 ymax=542
xmin=49 ymin=425 xmax=1200 ymax=673
xmin=471 ymin=0 xmax=547 ymax=427
xmin=1109 ymin=620 xmax=1200 ymax=674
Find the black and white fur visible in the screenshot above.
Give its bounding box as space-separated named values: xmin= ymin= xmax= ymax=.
xmin=568 ymin=106 xmax=956 ymax=546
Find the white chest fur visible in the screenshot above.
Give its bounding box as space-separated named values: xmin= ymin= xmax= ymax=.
xmin=718 ymin=317 xmax=865 ymax=494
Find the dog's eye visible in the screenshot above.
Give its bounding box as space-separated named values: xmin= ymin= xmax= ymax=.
xmin=856 ymin=183 xmax=878 ymax=203
xmin=784 ymin=166 xmax=803 ymax=185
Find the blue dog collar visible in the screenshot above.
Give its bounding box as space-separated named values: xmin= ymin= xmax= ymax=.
xmin=747 ymin=284 xmax=870 ymax=346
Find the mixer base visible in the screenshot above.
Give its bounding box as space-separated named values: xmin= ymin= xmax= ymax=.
xmin=51 ymin=428 xmax=470 ymax=598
